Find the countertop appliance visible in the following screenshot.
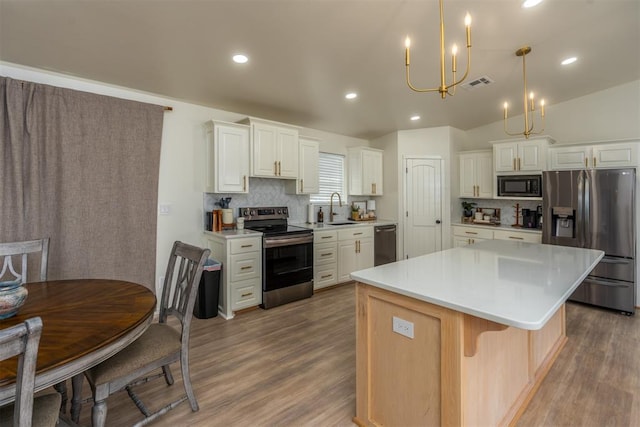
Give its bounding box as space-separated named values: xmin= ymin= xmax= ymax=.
xmin=497 ymin=174 xmax=542 ymax=198
xmin=240 ymin=207 xmax=313 ymax=309
xmin=374 ymin=224 xmax=397 ymax=266
xmin=542 ymin=169 xmax=636 ymax=314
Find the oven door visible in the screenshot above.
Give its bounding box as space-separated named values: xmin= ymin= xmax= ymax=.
xmin=263 ymin=234 xmax=314 ymax=292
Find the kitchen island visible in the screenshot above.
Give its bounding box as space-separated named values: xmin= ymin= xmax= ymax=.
xmin=351 ymin=240 xmax=604 ymax=427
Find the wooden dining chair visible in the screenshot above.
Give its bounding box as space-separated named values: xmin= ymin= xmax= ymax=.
xmin=77 ymin=241 xmax=210 ymax=427
xmin=0 ymin=238 xmax=49 ymax=284
xmin=0 ymin=238 xmax=71 ymax=413
xmin=0 ymin=317 xmax=61 ymax=427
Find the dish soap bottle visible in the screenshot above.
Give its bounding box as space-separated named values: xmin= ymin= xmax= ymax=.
xmin=317 ymin=207 xmax=324 ymax=223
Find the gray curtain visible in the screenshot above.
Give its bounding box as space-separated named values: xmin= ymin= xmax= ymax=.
xmin=0 ymin=76 xmax=163 ymax=290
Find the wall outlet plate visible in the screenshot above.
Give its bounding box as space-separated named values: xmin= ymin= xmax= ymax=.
xmin=392 ymin=316 xmax=414 ymax=339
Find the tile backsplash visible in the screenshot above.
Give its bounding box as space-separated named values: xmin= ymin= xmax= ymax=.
xmin=204 ymin=177 xmax=356 ymax=225
xmin=460 ymin=198 xmax=542 ymax=226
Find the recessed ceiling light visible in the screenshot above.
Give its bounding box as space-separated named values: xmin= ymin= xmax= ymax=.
xmin=561 ymin=56 xmax=578 ymax=65
xmin=232 ymin=54 xmax=248 ymax=64
xmin=522 ymin=0 xmax=543 ymax=8
xmin=345 ymin=92 xmax=358 ymax=100
xmin=410 ymin=115 xmax=421 ymax=121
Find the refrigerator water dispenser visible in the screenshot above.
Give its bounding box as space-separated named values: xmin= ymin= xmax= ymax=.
xmin=551 ymin=207 xmax=575 ymax=238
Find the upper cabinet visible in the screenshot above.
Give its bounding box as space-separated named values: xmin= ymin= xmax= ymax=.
xmin=549 ymin=141 xmax=638 ymax=170
xmin=493 ymin=137 xmax=553 ymax=173
xmin=285 ymin=136 xmax=320 ymax=195
xmin=204 ymin=120 xmax=250 ymax=193
xmin=348 ymin=147 xmax=383 ymax=196
xmin=459 ymin=150 xmax=493 ymax=198
xmin=241 ymin=117 xmax=299 ymax=179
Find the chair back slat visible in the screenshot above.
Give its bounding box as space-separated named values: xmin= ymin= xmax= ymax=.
xmin=0 ymin=239 xmax=49 ymax=283
xmin=0 ymin=317 xmax=43 ymax=427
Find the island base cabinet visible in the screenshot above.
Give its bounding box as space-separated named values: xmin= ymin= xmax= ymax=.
xmin=354 ymin=283 xmax=566 ymax=427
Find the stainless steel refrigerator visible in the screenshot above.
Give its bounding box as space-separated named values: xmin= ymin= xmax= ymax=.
xmin=542 ymin=168 xmax=636 ymax=314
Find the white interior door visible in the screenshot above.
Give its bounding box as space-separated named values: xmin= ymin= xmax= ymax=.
xmin=404 ymin=157 xmax=443 ymax=259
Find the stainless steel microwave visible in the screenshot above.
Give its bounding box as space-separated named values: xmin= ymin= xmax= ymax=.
xmin=497 ymin=174 xmax=542 ymax=197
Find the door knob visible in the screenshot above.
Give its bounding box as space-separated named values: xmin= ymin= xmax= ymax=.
xmin=435 ymin=220 xmax=441 ymax=224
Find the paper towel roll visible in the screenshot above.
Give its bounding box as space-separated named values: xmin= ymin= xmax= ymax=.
xmin=307 ymin=204 xmax=315 ymax=224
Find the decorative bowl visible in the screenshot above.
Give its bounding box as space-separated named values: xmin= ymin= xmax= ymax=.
xmin=0 ymin=281 xmax=28 ymax=319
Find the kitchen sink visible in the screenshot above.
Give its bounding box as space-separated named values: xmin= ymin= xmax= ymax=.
xmin=326 ymin=221 xmax=354 ymax=226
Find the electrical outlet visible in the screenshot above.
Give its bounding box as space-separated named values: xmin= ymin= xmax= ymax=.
xmin=392 ymin=316 xmax=414 ymax=339
xmin=159 ymin=203 xmax=171 ymax=215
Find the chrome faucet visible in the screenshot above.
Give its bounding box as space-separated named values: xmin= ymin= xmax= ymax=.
xmin=329 ymin=192 xmax=343 ymax=222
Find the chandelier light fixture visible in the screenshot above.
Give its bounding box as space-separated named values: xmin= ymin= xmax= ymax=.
xmin=503 ymin=46 xmax=546 ymax=139
xmin=404 ymin=0 xmax=472 ymax=98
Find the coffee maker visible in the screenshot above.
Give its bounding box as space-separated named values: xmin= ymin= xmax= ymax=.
xmin=522 ymin=208 xmax=538 ymax=229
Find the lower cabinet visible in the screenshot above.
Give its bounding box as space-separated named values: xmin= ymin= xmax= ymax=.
xmin=337 ymin=227 xmax=374 ymax=283
xmin=314 ymin=230 xmax=338 ymax=290
xmin=204 ymin=233 xmax=262 ymax=319
xmin=452 ymin=225 xmax=541 ymax=247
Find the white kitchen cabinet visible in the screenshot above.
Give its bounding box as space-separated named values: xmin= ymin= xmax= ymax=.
xmin=452 ymin=224 xmax=541 ymax=247
xmin=204 ymin=233 xmax=262 ymax=319
xmin=337 ymin=226 xmax=374 ymax=282
xmin=549 ymin=142 xmax=638 ymax=170
xmin=242 ymin=118 xmax=299 ymax=179
xmin=348 ymin=147 xmax=383 ymax=196
xmin=459 ymin=150 xmax=493 ymax=198
xmin=285 ymin=136 xmax=319 ymax=195
xmin=493 ymin=137 xmax=552 ymax=173
xmin=204 ymin=120 xmax=249 ymax=193
xmin=313 ymin=229 xmax=338 ymax=290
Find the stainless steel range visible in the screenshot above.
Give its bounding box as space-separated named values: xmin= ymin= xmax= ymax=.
xmin=239 ymin=207 xmax=313 ymax=309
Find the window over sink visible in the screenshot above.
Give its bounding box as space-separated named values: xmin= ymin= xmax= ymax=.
xmin=310 ymin=152 xmax=346 ymax=204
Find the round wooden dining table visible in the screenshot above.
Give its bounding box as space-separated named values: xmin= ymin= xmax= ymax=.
xmin=0 ymin=279 xmax=156 ymax=406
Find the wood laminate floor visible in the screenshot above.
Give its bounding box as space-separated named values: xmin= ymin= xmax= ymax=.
xmin=73 ymin=283 xmax=640 ymax=427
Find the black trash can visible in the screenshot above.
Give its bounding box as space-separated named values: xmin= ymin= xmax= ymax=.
xmin=193 ymin=258 xmax=221 ymax=319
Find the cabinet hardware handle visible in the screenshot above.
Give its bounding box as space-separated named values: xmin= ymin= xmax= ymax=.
xmin=274 ymin=161 xmax=278 ymax=175
xmin=353 ymin=232 xmax=363 ymax=236
xmin=321 ymin=236 xmax=332 ymax=239
xmin=300 ymin=179 xmax=303 ymax=192
xmin=241 ymin=244 xmax=253 ymax=248
xmin=243 ymin=175 xmax=247 ymax=191
xmin=513 ymin=158 xmax=516 ymax=171
xmin=356 ymin=240 xmax=361 ymax=253
xmin=321 ymin=253 xmax=332 ymax=256
xmin=517 ymin=157 xmax=521 ymax=171
xmin=321 ymin=274 xmax=333 ymax=279
xmin=278 ymin=161 xmax=282 ymax=176
xmin=241 ymin=266 xmax=252 ymax=270
xmin=241 ymin=292 xmax=253 ymax=297
xmin=508 ymin=236 xmax=524 ymax=240
xmin=465 ymin=231 xmax=478 ymax=235
xmin=585 ymin=158 xmax=588 ymax=168
xmin=593 ymin=157 xmax=596 ymax=168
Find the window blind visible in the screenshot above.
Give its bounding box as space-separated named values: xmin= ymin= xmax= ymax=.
xmin=310 ymin=152 xmax=345 ymax=204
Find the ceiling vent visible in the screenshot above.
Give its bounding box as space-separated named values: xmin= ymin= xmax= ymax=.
xmin=461 ymin=76 xmax=494 ymax=90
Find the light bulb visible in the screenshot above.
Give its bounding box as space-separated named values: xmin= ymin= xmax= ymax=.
xmin=464 ymin=13 xmax=471 ymax=26
xmin=405 ymin=37 xmax=411 ymax=49
xmin=452 ymin=44 xmax=458 ymax=56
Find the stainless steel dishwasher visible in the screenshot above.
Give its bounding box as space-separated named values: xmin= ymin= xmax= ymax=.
xmin=374 ymin=224 xmax=397 ymax=266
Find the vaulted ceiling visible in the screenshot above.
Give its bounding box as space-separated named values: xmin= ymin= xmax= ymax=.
xmin=1 ymin=0 xmax=638 ymax=139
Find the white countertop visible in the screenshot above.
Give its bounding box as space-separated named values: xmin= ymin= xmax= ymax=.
xmin=350 ymin=240 xmax=604 ymax=330
xmin=203 ymin=229 xmax=262 ymax=239
xmin=292 ymin=219 xmax=397 ymax=231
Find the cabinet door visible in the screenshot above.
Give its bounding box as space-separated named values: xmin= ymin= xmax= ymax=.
xmin=338 ymin=240 xmax=357 ymax=282
xmin=277 ymin=127 xmax=299 ymax=178
xmin=362 ymin=150 xmax=383 ymax=195
xmin=356 ymin=238 xmax=374 ymax=271
xmin=549 ymin=146 xmax=590 ymax=170
xmin=494 ymin=143 xmax=518 ymax=172
xmin=593 ymin=143 xmax=638 ymax=169
xmin=299 ymin=138 xmax=319 ymax=193
xmin=493 ymin=229 xmax=541 ymax=243
xmin=215 ymin=124 xmax=249 ymax=193
xmin=519 ymin=140 xmax=545 ymax=171
xmin=459 ymin=153 xmax=477 ymax=197
xmin=453 ymin=236 xmax=471 ymax=247
xmin=476 ymin=152 xmax=493 ymax=198
xmin=252 ymin=124 xmax=278 ymax=177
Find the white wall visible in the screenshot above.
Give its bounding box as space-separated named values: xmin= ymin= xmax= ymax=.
xmin=465 ymin=80 xmax=640 ymax=148
xmin=0 ymin=62 xmax=368 ymax=296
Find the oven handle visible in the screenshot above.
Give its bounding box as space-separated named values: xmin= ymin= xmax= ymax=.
xmin=264 ymin=234 xmax=314 ymax=248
